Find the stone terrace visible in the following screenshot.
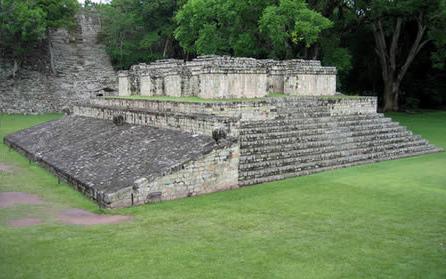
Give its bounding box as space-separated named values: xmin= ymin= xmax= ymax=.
xmin=5 ymin=96 xmax=442 ymax=208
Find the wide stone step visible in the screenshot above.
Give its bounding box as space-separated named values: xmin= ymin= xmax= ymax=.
xmin=240 ymin=117 xmax=393 ymax=134
xmin=239 ymin=145 xmax=440 ymax=185
xmin=240 ymin=113 xmax=385 ymax=128
xmin=240 ymin=122 xmax=401 ymax=141
xmin=239 ymin=139 xmax=428 ymax=171
xmin=240 ymin=132 xmax=420 ymax=155
xmin=240 ymin=126 xmax=411 ymax=148
xmin=240 ymin=136 xmax=426 ymax=163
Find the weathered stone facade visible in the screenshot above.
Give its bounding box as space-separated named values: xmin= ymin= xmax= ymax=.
xmin=0 ymin=9 xmax=117 ymax=114
xmin=5 ymin=96 xmax=442 ymax=208
xmin=119 ymin=56 xmax=337 ymax=98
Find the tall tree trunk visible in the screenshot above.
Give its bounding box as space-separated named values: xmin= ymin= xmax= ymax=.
xmin=383 ymin=78 xmax=400 ymax=111
xmin=312 ymin=44 xmax=319 ymax=60
xmin=372 ymin=15 xmax=428 ymax=112
xmin=163 ymin=38 xmax=170 ymax=58
xmin=12 ymin=59 xmax=19 ymax=79
xmin=47 ymin=30 xmax=56 ymax=75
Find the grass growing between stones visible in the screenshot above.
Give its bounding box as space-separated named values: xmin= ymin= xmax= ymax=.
xmin=0 ymin=111 xmax=445 ymax=278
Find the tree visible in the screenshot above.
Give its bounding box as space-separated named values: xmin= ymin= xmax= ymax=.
xmin=306 ymin=0 xmax=354 ymax=81
xmin=259 ymin=0 xmax=332 ymax=59
xmin=175 ymin=0 xmax=274 ymax=58
xmin=0 ymin=0 xmax=79 ymax=77
xmin=36 ymin=0 xmax=79 ymax=74
xmin=174 ymin=0 xmax=331 ymax=59
xmin=0 ymin=0 xmax=46 ymax=78
xmin=354 ymin=0 xmax=446 ymax=111
xmin=99 ymin=0 xmax=180 ymax=69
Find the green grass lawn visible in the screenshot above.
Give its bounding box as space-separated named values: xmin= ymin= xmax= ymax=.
xmin=0 ymin=111 xmax=445 ymax=278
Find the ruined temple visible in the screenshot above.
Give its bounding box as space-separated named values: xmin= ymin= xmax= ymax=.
xmin=3 ymin=16 xmax=443 ymax=209
xmin=5 ymin=55 xmax=442 ymax=207
xmin=118 ymin=56 xmax=337 ymax=98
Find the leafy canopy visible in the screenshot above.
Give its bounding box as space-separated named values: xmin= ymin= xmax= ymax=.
xmin=99 ymin=0 xmax=180 ymax=69
xmin=0 ymin=0 xmax=79 ymax=60
xmin=174 ymin=0 xmax=331 ymax=59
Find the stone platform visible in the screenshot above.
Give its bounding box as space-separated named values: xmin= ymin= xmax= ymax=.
xmin=5 ymin=96 xmax=442 ymax=208
xmin=4 ymin=116 xmax=239 ymax=208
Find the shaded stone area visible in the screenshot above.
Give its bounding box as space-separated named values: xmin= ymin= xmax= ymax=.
xmin=4 ymin=116 xmax=216 ymax=206
xmin=0 ymin=192 xmax=43 ymax=208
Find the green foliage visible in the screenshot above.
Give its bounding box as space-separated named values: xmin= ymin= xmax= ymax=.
xmin=174 ymin=0 xmax=270 ymax=56
xmin=0 ymin=0 xmax=78 ymax=67
xmin=0 ymin=0 xmax=47 ymax=58
xmin=35 ymin=0 xmax=79 ymax=29
xmin=260 ymin=0 xmax=332 ymax=51
xmin=428 ymin=0 xmax=446 ymax=69
xmin=320 ymin=36 xmax=352 ymax=76
xmin=99 ymin=0 xmax=179 ymax=70
xmin=174 ymin=0 xmax=331 ymax=59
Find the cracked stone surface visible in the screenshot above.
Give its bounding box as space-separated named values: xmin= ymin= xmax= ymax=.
xmin=4 ymin=116 xmax=216 ymax=195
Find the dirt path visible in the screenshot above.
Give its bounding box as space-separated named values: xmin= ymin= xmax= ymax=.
xmin=0 ymin=192 xmax=43 ymax=208
xmin=1 ymin=191 xmax=131 ymax=227
xmin=57 ymin=208 xmax=132 ymax=225
xmin=8 ymin=217 xmax=43 ymax=228
xmin=0 ymin=163 xmax=16 ymax=173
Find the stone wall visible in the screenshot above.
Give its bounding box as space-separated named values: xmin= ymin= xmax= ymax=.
xmin=72 ymin=104 xmax=242 ymax=137
xmin=105 ymin=143 xmax=240 ymax=208
xmin=118 ymin=56 xmax=337 ymax=99
xmin=73 ymin=96 xmax=378 ymax=138
xmin=87 ymin=98 xmax=278 ymax=120
xmin=0 ymin=9 xmax=117 ymax=114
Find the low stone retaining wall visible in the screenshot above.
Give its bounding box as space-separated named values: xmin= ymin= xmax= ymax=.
xmin=74 ymin=96 xmax=378 ymax=138
xmin=108 ymin=144 xmax=240 ymax=208
xmin=88 ymin=98 xmax=278 ymax=120
xmin=72 ymin=104 xmax=241 ymax=138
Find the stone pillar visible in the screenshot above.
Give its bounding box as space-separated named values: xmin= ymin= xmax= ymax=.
xmin=118 ymin=71 xmax=131 ymax=96
xmin=140 ymin=74 xmax=153 ymax=96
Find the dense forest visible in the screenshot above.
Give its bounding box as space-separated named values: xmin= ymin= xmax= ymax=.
xmin=1 ymin=0 xmax=446 ymax=111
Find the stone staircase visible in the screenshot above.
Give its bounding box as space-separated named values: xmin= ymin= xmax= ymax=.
xmin=238 ymin=101 xmax=441 ymax=186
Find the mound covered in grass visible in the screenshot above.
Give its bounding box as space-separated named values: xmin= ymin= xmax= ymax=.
xmin=0 ymin=112 xmax=445 ymax=278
